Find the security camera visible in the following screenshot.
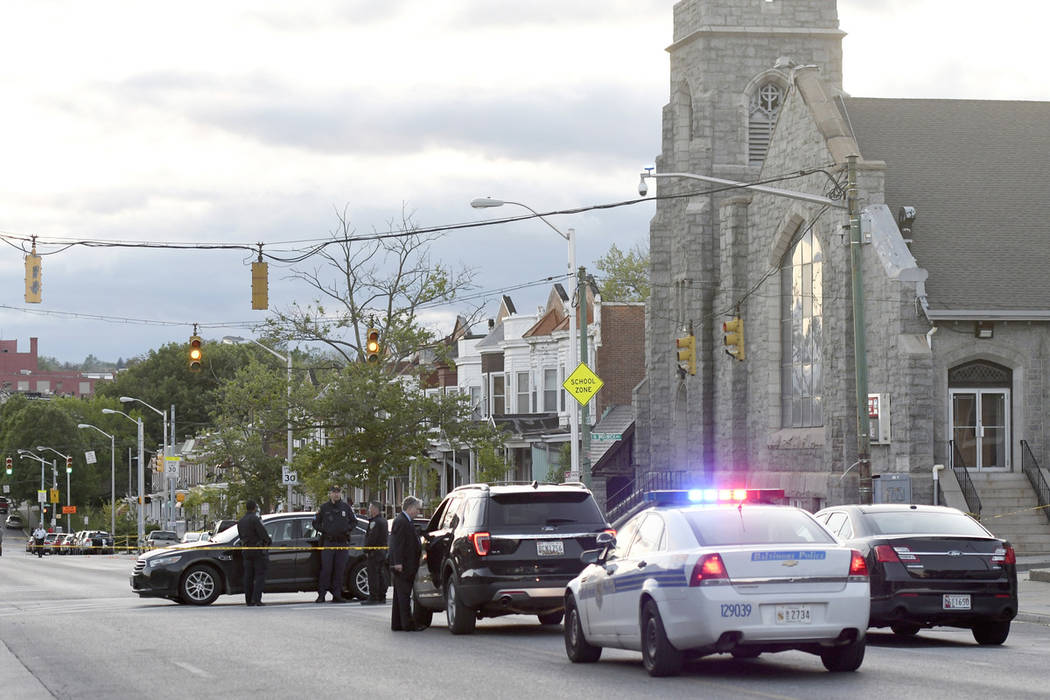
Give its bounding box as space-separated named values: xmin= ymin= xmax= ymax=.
xmin=638 ymin=177 xmax=649 ymax=197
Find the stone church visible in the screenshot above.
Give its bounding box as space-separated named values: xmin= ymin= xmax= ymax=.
xmin=630 ymin=0 xmax=1050 ymax=549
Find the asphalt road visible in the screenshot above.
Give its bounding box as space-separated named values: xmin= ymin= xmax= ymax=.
xmin=3 ymin=550 xmax=1050 ymax=700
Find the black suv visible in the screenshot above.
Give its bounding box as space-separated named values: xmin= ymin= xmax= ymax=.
xmin=131 ymin=512 xmax=377 ymax=604
xmin=413 ymin=482 xmax=612 ymax=634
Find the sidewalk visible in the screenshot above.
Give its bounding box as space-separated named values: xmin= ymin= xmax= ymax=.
xmin=1018 ymin=565 xmax=1050 ymax=625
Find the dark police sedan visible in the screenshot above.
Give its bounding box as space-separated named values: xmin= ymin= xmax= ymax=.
xmin=814 ymin=504 xmax=1017 ymax=645
xmin=131 ymin=511 xmax=377 ymax=605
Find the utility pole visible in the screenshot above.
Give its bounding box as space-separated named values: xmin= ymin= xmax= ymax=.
xmin=578 ymin=266 xmax=592 ymax=488
xmin=847 ymin=154 xmax=873 ymax=505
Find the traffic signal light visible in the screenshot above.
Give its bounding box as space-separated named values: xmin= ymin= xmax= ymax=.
xmin=365 ymin=328 xmax=381 ymax=363
xmin=66 ymin=455 xmax=73 ymax=472
xmin=723 ymin=317 xmax=746 ymax=361
xmin=251 ymin=260 xmax=268 ymax=310
xmin=25 ymin=249 xmax=42 ymax=303
xmin=5 ymin=456 xmax=11 ymax=475
xmin=155 ymin=454 xmax=164 ymax=472
xmin=189 ymin=335 xmax=203 ymax=372
xmin=676 ymin=335 xmax=696 ymax=375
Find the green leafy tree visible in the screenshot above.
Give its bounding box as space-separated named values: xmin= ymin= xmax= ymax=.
xmin=594 ymin=242 xmax=650 ymax=302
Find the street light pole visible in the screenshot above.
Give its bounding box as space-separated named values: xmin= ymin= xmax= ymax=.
xmin=470 ymin=198 xmax=582 ymax=483
xmin=37 ymin=447 xmax=70 ymax=531
xmin=120 ymin=397 xmax=169 ymax=527
xmin=18 ymin=450 xmax=47 ymax=527
xmin=222 ymin=336 xmax=295 ymax=510
xmin=79 ymin=424 xmax=116 ymax=539
xmin=104 ymin=408 xmax=145 ymax=547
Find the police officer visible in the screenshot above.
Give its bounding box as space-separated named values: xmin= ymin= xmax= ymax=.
xmin=236 ymin=500 xmax=272 ymax=606
xmin=32 ymin=525 xmax=46 ymax=558
xmin=313 ymin=485 xmax=354 ymax=603
xmin=362 ymin=501 xmax=388 ymax=605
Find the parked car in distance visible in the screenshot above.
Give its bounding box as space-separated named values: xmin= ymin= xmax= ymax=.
xmin=181 ymin=531 xmax=210 ymax=544
xmin=5 ymin=513 xmax=24 ymax=529
xmin=814 ymin=504 xmax=1017 ymax=645
xmin=146 ymin=531 xmax=179 ymax=549
xmin=81 ymin=531 xmax=115 ymax=554
xmin=0 ymin=496 xmax=10 ymax=515
xmin=54 ymin=533 xmax=76 ymax=554
xmin=42 ymin=532 xmax=60 ymax=554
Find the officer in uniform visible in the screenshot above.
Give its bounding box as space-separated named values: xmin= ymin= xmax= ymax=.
xmin=362 ymin=501 xmax=388 ymax=604
xmin=313 ymin=485 xmax=354 ymax=603
xmin=236 ymin=500 xmax=272 ymax=606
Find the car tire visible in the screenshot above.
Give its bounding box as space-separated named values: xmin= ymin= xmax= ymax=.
xmin=347 ymin=560 xmax=369 ymax=600
xmin=820 ymin=639 xmax=866 ymax=672
xmin=538 ymin=610 xmax=564 ymax=626
xmin=445 ymin=573 xmax=476 ymax=635
xmin=891 ymin=622 xmax=921 ymax=637
xmin=641 ymin=600 xmax=683 ymax=677
xmin=972 ymin=620 xmax=1010 ymax=646
xmin=412 ymin=592 xmax=434 ymax=629
xmin=180 ymin=565 xmax=221 ymax=606
xmin=564 ymin=596 xmax=601 ymax=663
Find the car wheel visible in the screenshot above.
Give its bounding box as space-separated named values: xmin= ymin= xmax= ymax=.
xmin=820 ymin=639 xmax=866 ymax=672
xmin=891 ymin=623 xmax=921 ymax=637
xmin=538 ymin=610 xmax=564 ymax=626
xmin=412 ymin=592 xmax=434 ymax=629
xmin=972 ymin=621 xmax=1010 ymax=646
xmin=347 ymin=560 xmax=369 ymax=600
xmin=730 ymin=647 xmax=762 ymax=659
xmin=180 ymin=565 xmax=221 ymax=606
xmin=641 ymin=600 xmax=683 ymax=677
xmin=564 ymin=596 xmax=601 ymax=663
xmin=445 ymin=573 xmax=476 ymax=635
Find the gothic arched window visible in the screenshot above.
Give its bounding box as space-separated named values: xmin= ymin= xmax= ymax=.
xmin=749 ymin=82 xmax=783 ymax=165
xmin=780 ymin=226 xmax=823 ymax=427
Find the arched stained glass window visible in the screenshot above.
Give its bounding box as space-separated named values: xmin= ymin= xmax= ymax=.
xmin=780 ymin=226 xmax=823 ymax=427
xmin=749 ymin=82 xmax=783 ymax=165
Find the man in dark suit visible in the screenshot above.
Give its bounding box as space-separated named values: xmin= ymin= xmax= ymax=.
xmin=362 ymin=501 xmax=388 ymax=605
xmin=388 ymin=496 xmax=422 ymax=631
xmin=236 ymin=500 xmax=272 ymax=606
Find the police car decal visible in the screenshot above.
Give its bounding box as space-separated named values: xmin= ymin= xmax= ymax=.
xmin=751 ymin=551 xmax=826 ymax=561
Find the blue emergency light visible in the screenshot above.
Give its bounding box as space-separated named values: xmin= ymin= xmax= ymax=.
xmin=645 ymin=488 xmax=786 ymax=506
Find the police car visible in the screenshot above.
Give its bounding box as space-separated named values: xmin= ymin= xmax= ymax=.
xmin=563 ymin=490 xmax=870 ymax=676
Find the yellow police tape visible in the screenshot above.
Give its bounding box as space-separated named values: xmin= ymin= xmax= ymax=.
xmin=974 ymin=502 xmax=1050 ymax=521
xmin=36 ymin=543 xmax=389 ymax=552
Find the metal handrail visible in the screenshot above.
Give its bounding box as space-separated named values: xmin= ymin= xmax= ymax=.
xmin=1020 ymin=440 xmax=1050 ymax=524
xmin=605 ymin=470 xmax=690 ymax=523
xmin=950 ymin=440 xmax=982 ymax=520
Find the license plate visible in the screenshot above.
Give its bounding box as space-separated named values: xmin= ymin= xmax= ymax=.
xmin=537 ymin=540 xmax=564 ymax=557
xmin=775 ymin=604 xmax=812 ymax=624
xmin=943 ymin=594 xmax=971 ymax=610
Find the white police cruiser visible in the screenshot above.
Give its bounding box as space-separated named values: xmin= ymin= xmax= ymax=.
xmin=563 ymin=489 xmax=870 ymax=676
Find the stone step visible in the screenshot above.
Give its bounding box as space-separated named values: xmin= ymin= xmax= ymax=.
xmin=974 ymin=488 xmax=1037 ymax=498
xmin=978 ymin=496 xmax=1039 ymax=505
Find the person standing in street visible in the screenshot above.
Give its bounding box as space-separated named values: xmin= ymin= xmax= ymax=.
xmin=313 ymin=485 xmax=354 ymax=603
xmin=388 ymin=496 xmax=422 ymax=631
xmin=237 ymin=500 xmax=272 ymax=606
xmin=362 ymin=501 xmax=388 ymax=605
xmin=32 ymin=525 xmax=46 ymax=558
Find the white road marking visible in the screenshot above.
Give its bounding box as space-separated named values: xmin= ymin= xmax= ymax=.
xmin=173 ymin=661 xmax=210 ymax=677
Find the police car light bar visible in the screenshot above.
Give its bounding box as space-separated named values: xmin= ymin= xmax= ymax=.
xmin=645 ymin=488 xmax=786 ymax=506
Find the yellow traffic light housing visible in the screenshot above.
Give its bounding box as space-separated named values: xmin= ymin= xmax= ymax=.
xmin=251 ymin=260 xmax=268 ymax=310
xmin=189 ymin=335 xmax=203 ymax=372
xmin=676 ymin=335 xmax=696 ymax=375
xmin=365 ymin=327 xmax=381 ymax=363
xmin=155 ymin=454 xmax=164 ymax=472
xmin=723 ymin=317 xmax=746 ymax=361
xmin=25 ymin=248 xmax=42 ymax=303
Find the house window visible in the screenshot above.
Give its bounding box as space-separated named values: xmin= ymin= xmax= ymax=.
xmin=544 ymin=369 xmax=558 ymax=412
xmin=469 ymin=386 xmax=481 ymax=419
xmin=749 ymin=82 xmax=783 ymax=165
xmin=491 ymin=374 xmax=505 ymax=417
xmin=780 ymin=226 xmax=823 ymax=427
xmin=36 ymin=380 xmax=51 ymax=393
xmin=516 ymin=371 xmax=530 ymax=414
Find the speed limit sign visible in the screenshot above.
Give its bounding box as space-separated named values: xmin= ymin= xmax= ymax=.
xmin=282 ymin=471 xmax=299 ymax=485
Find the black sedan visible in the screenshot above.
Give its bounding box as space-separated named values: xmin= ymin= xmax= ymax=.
xmin=131 ymin=512 xmax=380 ymax=605
xmin=814 ymin=504 xmax=1017 ymax=645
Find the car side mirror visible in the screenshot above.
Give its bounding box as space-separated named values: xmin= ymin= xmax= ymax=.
xmin=580 ymin=549 xmax=602 ymax=565
xmin=596 ymin=531 xmax=615 ymax=549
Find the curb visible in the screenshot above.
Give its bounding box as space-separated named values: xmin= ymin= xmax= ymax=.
xmin=1017 ymin=612 xmax=1050 ymax=625
xmin=1028 ymin=568 xmax=1050 ymax=583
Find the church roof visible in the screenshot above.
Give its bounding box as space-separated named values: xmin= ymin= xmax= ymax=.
xmin=842 ymin=97 xmax=1050 ymax=316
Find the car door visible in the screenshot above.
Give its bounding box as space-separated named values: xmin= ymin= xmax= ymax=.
xmin=584 ymin=515 xmax=643 ymax=641
xmin=261 ymin=518 xmax=299 ymax=589
xmin=424 ymin=496 xmax=462 ymax=589
xmin=611 ymin=514 xmax=666 ymax=642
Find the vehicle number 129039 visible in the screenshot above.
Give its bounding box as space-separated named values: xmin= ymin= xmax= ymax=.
xmin=720 ymin=603 xmax=752 ymax=618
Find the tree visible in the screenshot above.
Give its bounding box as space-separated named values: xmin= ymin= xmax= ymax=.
xmin=594 ymin=242 xmax=650 ymax=302
xmin=265 ymin=205 xmax=479 ymax=366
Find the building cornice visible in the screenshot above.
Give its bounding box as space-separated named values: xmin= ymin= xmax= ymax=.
xmin=926 ymin=309 xmax=1050 ymax=321
xmin=668 ymin=26 xmax=846 ymax=53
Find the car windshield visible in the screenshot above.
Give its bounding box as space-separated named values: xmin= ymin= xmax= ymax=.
xmin=212 ymin=526 xmax=240 ymax=544
xmin=486 ymin=492 xmax=605 ymax=528
xmin=683 ymin=508 xmax=836 ymax=546
xmin=865 ymin=511 xmax=989 ymax=537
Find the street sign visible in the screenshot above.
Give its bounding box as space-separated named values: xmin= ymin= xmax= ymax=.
xmin=2 ymin=484 xmax=9 ymax=494
xmin=201 ymin=503 xmax=210 ymax=515
xmin=282 ymin=471 xmax=299 ymax=485
xmin=164 ymin=456 xmax=180 ymax=476
xmin=563 ymin=363 xmax=604 ymax=407
xmin=83 ymin=516 xmax=89 ymax=525
xmin=49 ymin=488 xmax=60 ymax=504
xmin=38 ymin=489 xmax=47 ymax=503
xmin=85 ymin=450 xmax=97 ymax=465
xmin=591 ymin=432 xmax=622 ymax=441
xmin=175 ymin=492 xmax=185 ymax=503
xmin=62 ymin=505 xmax=76 ymax=514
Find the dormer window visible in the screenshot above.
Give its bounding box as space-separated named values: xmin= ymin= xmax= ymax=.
xmin=749 ymin=82 xmax=783 ymax=165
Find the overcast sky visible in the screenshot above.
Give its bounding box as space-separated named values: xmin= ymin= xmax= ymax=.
xmin=2 ymin=0 xmax=1048 ymax=363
